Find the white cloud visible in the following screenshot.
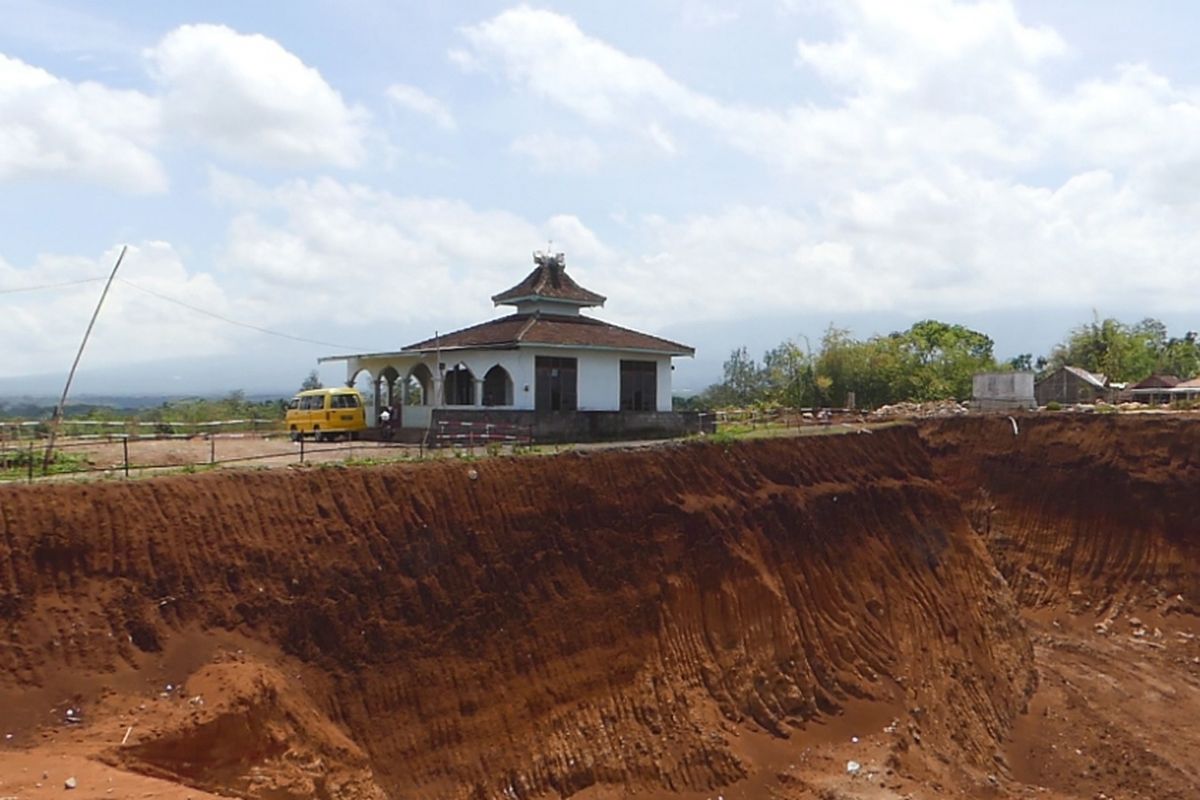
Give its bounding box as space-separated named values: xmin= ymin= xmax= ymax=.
xmin=458 ymin=6 xmax=707 ymax=155
xmin=0 ymin=242 xmax=240 ymax=376
xmin=0 ymin=53 xmax=164 ymax=192
xmin=213 ymin=174 xmax=612 ymax=328
xmin=597 ymin=166 xmax=1200 ymax=327
xmin=447 ymin=1 xmax=1200 ymax=331
xmin=509 ymin=132 xmax=602 ymax=173
xmin=385 ymin=83 xmax=456 ymax=130
xmin=456 ymin=2 xmax=1200 ymax=183
xmin=146 ymin=24 xmax=369 ymax=168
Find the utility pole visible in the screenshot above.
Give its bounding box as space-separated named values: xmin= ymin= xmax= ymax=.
xmin=43 ymin=245 xmax=127 ymax=470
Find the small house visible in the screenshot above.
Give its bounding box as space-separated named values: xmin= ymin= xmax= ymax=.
xmin=1127 ymin=374 xmax=1182 ymax=405
xmin=1034 ymin=366 xmax=1110 ymax=406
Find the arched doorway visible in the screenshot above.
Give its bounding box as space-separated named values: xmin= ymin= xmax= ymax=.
xmin=482 ymin=365 xmax=513 ymax=406
xmin=377 ymin=366 xmax=400 ymax=424
xmin=443 ymin=363 xmax=475 ymax=406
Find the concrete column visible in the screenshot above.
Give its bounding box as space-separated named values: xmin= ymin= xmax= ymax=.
xmin=433 ymin=377 xmax=444 ymax=407
xmin=474 ymin=378 xmax=484 ymax=407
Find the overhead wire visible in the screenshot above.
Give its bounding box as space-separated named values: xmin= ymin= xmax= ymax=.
xmin=116 ymin=278 xmax=366 ymax=352
xmin=0 ymin=276 xmax=107 ymax=295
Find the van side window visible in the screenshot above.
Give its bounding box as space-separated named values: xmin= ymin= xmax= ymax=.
xmin=287 ymin=398 xmax=300 ymax=410
xmin=303 ymin=395 xmax=324 ymax=410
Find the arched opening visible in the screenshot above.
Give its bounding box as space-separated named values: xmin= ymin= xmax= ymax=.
xmin=405 ymin=363 xmax=433 ymax=406
xmin=351 ymin=369 xmax=375 ymax=421
xmin=443 ymin=363 xmax=475 ymax=406
xmin=376 ymin=366 xmax=400 ymax=424
xmin=482 ymin=365 xmax=513 ymax=406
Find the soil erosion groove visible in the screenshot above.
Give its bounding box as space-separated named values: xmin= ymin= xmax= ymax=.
xmin=0 ymin=427 xmax=1034 ymax=798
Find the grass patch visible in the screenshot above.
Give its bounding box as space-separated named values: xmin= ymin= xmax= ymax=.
xmin=0 ymin=447 xmax=91 ymax=481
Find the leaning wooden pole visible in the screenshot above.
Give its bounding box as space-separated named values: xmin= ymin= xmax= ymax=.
xmin=42 ymin=245 xmax=128 ymax=471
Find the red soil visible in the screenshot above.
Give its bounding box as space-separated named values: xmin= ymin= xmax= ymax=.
xmin=921 ymin=415 xmax=1200 ymax=800
xmin=0 ymin=417 xmax=1195 ymax=799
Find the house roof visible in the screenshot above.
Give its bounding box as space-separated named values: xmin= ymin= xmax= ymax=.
xmin=1130 ymin=374 xmax=1181 ymax=389
xmin=1061 ymin=365 xmax=1108 ymax=388
xmin=1175 ymin=377 xmax=1200 ymax=389
xmin=403 ymin=313 xmax=693 ymax=356
xmin=491 ymin=252 xmax=606 ymax=307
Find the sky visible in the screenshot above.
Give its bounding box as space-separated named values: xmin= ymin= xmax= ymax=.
xmin=1 ymin=0 xmax=1198 ymax=396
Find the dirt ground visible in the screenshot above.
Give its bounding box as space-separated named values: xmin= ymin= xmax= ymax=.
xmin=37 ymin=433 xmax=418 ymax=473
xmin=12 ymin=421 xmax=881 ymax=481
xmin=0 ymin=415 xmax=1197 ymax=799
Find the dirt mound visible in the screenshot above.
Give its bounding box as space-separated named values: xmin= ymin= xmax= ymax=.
xmin=104 ymin=658 xmax=385 ymax=799
xmin=1 ymin=429 xmax=1033 ymax=798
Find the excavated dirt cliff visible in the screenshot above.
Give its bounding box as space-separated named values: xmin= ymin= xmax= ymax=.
xmin=921 ymin=415 xmax=1200 ymax=800
xmin=920 ymin=415 xmax=1200 ymax=609
xmin=0 ymin=428 xmax=1035 ymax=799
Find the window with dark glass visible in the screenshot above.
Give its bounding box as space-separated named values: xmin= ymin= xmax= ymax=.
xmin=535 ymin=356 xmax=577 ymax=411
xmin=620 ymin=360 xmax=657 ymax=411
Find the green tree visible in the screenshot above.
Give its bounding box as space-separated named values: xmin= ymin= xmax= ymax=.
xmin=762 ymin=339 xmax=820 ymax=408
xmin=300 ymin=370 xmax=323 ymax=391
xmin=1158 ymin=332 xmax=1200 ymax=379
xmin=720 ymin=346 xmax=768 ymax=406
xmin=1007 ymin=353 xmax=1034 ymax=372
xmin=1047 ymin=315 xmax=1167 ymax=382
xmin=899 ymin=319 xmax=996 ymax=400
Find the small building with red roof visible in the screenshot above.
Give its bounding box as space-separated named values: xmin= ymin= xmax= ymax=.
xmin=320 ymin=251 xmax=695 ymax=440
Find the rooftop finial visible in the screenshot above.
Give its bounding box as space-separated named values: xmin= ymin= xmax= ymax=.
xmin=533 ymin=247 xmax=567 ymax=272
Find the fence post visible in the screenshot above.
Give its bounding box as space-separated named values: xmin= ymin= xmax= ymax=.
xmin=299 ymin=436 xmax=305 ymax=464
xmin=27 ymin=442 xmax=34 ymax=483
xmin=210 ymin=436 xmax=216 ymax=465
xmin=123 ymin=437 xmax=130 ymax=478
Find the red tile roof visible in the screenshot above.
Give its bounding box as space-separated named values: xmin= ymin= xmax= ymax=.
xmin=404 ymin=313 xmax=693 ymax=356
xmin=491 ymin=252 xmax=606 ymax=306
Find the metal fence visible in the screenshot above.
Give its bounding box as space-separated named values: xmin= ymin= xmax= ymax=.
xmin=0 ymin=417 xmax=279 ymax=440
xmin=0 ymin=419 xmax=427 ymax=484
xmin=433 ymin=419 xmax=533 ymax=448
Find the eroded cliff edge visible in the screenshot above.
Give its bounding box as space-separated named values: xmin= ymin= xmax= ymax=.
xmin=0 ymin=427 xmax=1035 ymax=798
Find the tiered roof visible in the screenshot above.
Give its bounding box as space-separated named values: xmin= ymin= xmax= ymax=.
xmin=491 ymin=252 xmax=606 ymax=307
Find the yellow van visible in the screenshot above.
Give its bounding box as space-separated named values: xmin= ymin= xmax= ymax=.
xmin=285 ymin=388 xmax=367 ymax=441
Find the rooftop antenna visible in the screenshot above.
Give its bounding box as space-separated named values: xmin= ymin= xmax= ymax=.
xmin=43 ymin=244 xmax=128 ymax=471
